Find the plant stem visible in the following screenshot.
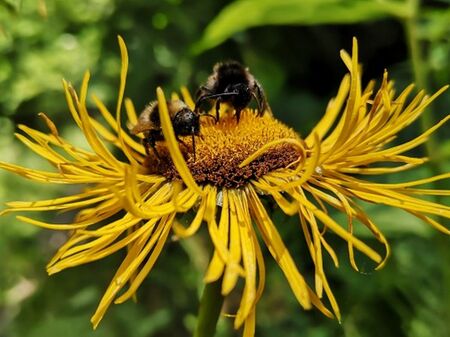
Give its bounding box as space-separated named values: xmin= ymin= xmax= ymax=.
xmin=404 ymin=2 xmax=449 ymax=330
xmin=194 ymin=278 xmax=224 ymax=337
xmin=403 ymin=0 xmax=441 ymax=170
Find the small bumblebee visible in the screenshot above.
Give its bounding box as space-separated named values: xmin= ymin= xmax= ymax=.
xmin=195 ymin=60 xmax=270 ymax=122
xmin=131 ymin=100 xmax=202 ymax=161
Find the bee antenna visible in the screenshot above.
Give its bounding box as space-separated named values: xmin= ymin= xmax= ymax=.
xmin=198 ymin=92 xmax=239 ymax=101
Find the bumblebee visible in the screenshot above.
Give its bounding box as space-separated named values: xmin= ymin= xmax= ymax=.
xmin=195 ymin=60 xmax=270 ymax=122
xmin=131 ymin=100 xmax=201 ymax=161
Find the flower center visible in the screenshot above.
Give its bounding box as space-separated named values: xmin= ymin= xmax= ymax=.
xmin=144 ymin=109 xmax=303 ymax=188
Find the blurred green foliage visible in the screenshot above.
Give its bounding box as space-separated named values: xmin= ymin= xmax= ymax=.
xmin=191 ymin=0 xmax=412 ymax=53
xmin=0 ymin=0 xmax=449 ymax=337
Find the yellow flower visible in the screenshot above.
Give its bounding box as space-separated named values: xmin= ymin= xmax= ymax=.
xmin=1 ymin=36 xmax=449 ymax=336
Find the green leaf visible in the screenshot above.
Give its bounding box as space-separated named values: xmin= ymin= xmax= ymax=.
xmin=192 ymin=0 xmax=410 ymax=54
xmin=419 ymin=8 xmax=450 ymax=41
xmin=0 ymin=0 xmax=21 ymax=13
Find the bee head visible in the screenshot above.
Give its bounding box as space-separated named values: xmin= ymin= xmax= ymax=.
xmin=224 ymin=83 xmax=252 ymax=109
xmin=172 ymin=108 xmax=200 ymax=136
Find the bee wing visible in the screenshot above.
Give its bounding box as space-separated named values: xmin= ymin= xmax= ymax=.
xmin=130 ymin=121 xmax=154 ymax=135
xmin=254 ymin=79 xmax=272 ymax=116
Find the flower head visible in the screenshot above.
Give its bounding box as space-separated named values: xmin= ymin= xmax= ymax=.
xmin=1 ymin=36 xmax=449 ymax=335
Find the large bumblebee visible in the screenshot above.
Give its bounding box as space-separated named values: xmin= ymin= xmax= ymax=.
xmin=131 ymin=100 xmax=201 ymax=161
xmin=195 ymin=60 xmax=270 ymax=122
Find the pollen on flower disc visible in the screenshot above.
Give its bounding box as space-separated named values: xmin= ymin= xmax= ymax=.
xmin=145 ymin=110 xmax=303 ymax=188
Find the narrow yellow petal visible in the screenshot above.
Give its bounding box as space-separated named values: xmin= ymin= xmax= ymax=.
xmin=298 ymin=205 xmax=324 ymax=295
xmin=6 ymin=187 xmax=109 ymax=207
xmin=62 ymin=79 xmax=82 ymax=128
xmin=349 ymin=187 xmax=449 ymax=217
xmin=156 ymin=87 xmax=203 ymax=195
xmin=124 ymin=97 xmax=139 ymax=130
xmin=0 ymin=161 xmax=102 ymax=184
xmin=16 ymin=216 xmax=98 ymax=230
xmin=242 ymin=309 xmax=255 ymax=337
xmin=113 ymin=36 xmax=141 ymax=166
xmin=180 ymin=86 xmax=195 ymax=110
xmin=264 ymin=188 xmax=298 ymax=215
xmin=410 ymin=212 xmax=450 ymax=235
xmin=204 ymin=189 xmax=230 ymax=282
xmin=306 ymin=74 xmax=350 ymax=146
xmin=239 ymin=138 xmax=304 ymax=168
xmin=14 ymin=133 xmax=67 ymax=165
xmin=114 ymin=214 xmax=174 ymax=303
xmin=352 ymin=172 xmax=450 ymax=189
xmin=76 ymin=72 xmax=122 ymax=169
xmin=222 ymin=191 xmax=242 ymax=295
xmin=247 ymin=186 xmax=312 ymax=309
xmin=37 ymin=112 xmax=62 ymax=143
xmin=336 ymin=163 xmax=423 ymax=175
xmin=303 ymin=181 xmax=390 ymax=269
xmin=234 ymin=192 xmax=257 ymax=328
xmin=116 ymin=35 xmax=128 ymax=119
xmin=60 ymin=219 xmax=155 ymax=265
xmin=295 ymin=191 xmax=383 ymax=264
xmin=91 ymin=215 xmax=171 ymax=328
xmin=320 ymin=235 xmax=339 ymax=267
xmin=5 ymin=193 xmax=113 ymax=213
xmin=91 ymin=95 xmax=144 ymax=155
xmin=172 ymin=192 xmax=206 ymax=237
xmin=277 ymin=133 xmax=320 ymax=189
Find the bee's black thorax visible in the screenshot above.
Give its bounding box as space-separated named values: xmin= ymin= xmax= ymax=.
xmin=215 ymin=61 xmax=249 ymax=93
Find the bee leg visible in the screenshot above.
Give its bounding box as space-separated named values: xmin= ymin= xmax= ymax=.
xmin=144 ymin=135 xmax=161 ymax=159
xmin=254 ymin=80 xmax=267 ymax=116
xmin=176 ymin=135 xmax=195 ymax=161
xmin=235 ymin=108 xmax=242 ymax=123
xmin=215 ymin=97 xmax=222 ymax=123
xmin=146 ymin=130 xmax=161 ymax=159
xmin=143 ymin=136 xmax=156 ymax=156
xmin=251 ymin=91 xmax=263 ymax=116
xmin=191 ymin=128 xmax=196 ymax=162
xmin=194 ymin=96 xmax=206 ymax=114
xmin=196 ymin=92 xmax=237 ymax=121
xmin=151 ymin=146 xmax=161 ymax=159
xmin=176 ymin=135 xmax=188 ymax=148
xmin=143 ymin=137 xmax=151 ymax=156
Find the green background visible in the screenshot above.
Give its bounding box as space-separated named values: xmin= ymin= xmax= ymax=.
xmin=0 ymin=0 xmax=449 ymax=336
